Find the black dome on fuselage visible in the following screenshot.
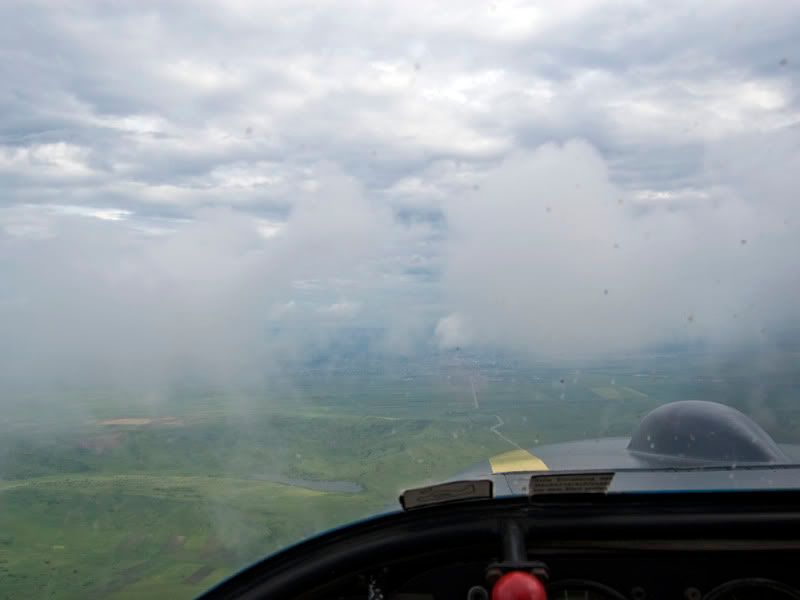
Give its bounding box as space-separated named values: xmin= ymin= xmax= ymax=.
xmin=628 ymin=400 xmax=786 ymax=463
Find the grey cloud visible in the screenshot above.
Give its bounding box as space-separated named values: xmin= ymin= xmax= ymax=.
xmin=0 ymin=167 xmax=401 ymax=387
xmin=440 ymin=138 xmax=800 ymax=355
xmin=0 ymin=0 xmax=799 ymax=380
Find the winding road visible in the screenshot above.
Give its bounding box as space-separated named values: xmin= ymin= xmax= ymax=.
xmin=490 ymin=414 xmax=524 ymax=450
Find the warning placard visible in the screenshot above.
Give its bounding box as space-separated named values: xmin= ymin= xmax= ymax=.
xmin=401 ymin=479 xmax=493 ymax=510
xmin=529 ymin=472 xmax=615 ymax=496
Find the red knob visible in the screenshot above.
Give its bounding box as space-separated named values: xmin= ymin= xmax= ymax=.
xmin=492 ymin=571 xmax=547 ymax=600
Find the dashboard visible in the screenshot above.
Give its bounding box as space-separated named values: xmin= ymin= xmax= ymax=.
xmin=388 ymin=549 xmax=800 ymax=599
xmin=200 ymin=491 xmax=800 ymax=600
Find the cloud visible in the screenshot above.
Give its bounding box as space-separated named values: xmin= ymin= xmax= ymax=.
xmin=440 ymin=138 xmax=800 ymax=355
xmin=268 ymin=300 xmax=297 ymax=321
xmin=317 ymin=302 xmax=362 ymax=320
xmin=2 ymin=0 xmax=796 ymax=218
xmin=435 ymin=313 xmax=472 ymax=349
xmin=0 ymin=0 xmax=799 ymax=383
xmin=0 ymin=167 xmax=397 ymax=386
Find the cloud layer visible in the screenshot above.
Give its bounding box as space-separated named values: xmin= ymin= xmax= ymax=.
xmin=1 ymin=0 xmax=799 ymax=383
xmin=442 ymin=139 xmax=800 ymax=355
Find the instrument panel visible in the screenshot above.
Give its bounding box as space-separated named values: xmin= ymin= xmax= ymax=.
xmin=203 ymin=492 xmax=800 ymax=600
xmin=547 ymin=580 xmax=628 ymax=599
xmin=386 ymin=550 xmax=800 ymax=600
xmin=544 ymin=579 xmax=800 ymax=600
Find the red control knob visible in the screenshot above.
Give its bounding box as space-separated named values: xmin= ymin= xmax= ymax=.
xmin=491 ymin=571 xmax=547 ymax=600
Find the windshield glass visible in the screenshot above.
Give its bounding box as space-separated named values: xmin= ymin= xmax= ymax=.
xmin=2 ymin=1 xmax=799 ymax=597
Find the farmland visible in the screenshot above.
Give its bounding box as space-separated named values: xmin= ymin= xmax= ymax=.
xmin=2 ymin=349 xmax=800 ymax=598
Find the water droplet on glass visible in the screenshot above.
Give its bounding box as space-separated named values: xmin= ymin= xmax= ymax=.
xmin=740 ymin=239 xmax=747 ymax=245
xmin=779 ymin=57 xmax=789 ymax=66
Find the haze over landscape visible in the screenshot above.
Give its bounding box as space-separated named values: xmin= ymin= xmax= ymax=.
xmin=2 ymin=1 xmax=799 ymax=387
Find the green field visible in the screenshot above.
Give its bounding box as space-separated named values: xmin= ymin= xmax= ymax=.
xmin=2 ymin=351 xmax=800 ymax=598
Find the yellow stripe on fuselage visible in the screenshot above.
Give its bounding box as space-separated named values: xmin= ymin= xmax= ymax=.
xmin=489 ymin=449 xmax=549 ymax=473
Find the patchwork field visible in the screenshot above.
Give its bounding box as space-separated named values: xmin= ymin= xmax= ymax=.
xmin=2 ymin=351 xmax=800 ymax=598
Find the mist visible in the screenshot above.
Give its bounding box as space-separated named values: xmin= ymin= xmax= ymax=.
xmin=1 ymin=0 xmax=799 ymax=393
xmin=439 ymin=138 xmax=800 ymax=356
xmin=0 ymin=168 xmax=396 ymax=389
xmin=3 ymin=135 xmax=799 ymax=393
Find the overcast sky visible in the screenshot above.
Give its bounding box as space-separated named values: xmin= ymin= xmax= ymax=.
xmin=1 ymin=1 xmax=799 ymax=384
